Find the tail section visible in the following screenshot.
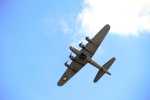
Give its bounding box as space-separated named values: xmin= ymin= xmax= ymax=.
xmin=94 ymin=57 xmax=116 ymax=83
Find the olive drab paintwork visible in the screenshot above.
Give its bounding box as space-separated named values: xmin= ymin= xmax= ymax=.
xmin=57 ymin=24 xmax=116 ymax=86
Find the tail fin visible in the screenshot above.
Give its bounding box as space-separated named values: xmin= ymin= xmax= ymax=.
xmin=94 ymin=57 xmax=116 ymax=83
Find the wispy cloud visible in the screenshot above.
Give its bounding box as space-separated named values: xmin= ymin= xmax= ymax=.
xmin=77 ymin=0 xmax=150 ymax=36
xmin=59 ymin=19 xmax=71 ymax=34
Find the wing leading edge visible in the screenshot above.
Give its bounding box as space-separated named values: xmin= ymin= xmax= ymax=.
xmin=57 ymin=56 xmax=87 ymax=86
xmin=80 ymin=24 xmax=110 ymax=57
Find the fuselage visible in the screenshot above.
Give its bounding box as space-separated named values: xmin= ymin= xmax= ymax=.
xmin=69 ymin=46 xmax=90 ymax=63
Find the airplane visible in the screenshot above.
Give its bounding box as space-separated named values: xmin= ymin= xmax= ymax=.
xmin=57 ymin=24 xmax=116 ymax=86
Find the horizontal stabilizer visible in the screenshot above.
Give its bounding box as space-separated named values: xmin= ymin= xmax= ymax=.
xmin=94 ymin=57 xmax=116 ymax=83
xmin=94 ymin=69 xmax=104 ymax=83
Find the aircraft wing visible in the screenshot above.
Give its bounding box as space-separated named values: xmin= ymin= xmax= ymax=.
xmin=57 ymin=57 xmax=86 ymax=86
xmin=82 ymin=24 xmax=110 ymax=57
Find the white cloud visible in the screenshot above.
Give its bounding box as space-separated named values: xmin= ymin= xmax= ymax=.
xmin=77 ymin=0 xmax=150 ymax=36
xmin=59 ymin=19 xmax=70 ymax=34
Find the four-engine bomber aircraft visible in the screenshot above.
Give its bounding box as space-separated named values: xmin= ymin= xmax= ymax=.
xmin=57 ymin=24 xmax=116 ymax=86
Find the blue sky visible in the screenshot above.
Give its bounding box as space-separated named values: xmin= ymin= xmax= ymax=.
xmin=0 ymin=0 xmax=150 ymax=100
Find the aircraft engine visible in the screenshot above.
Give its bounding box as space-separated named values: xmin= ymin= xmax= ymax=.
xmin=69 ymin=46 xmax=80 ymax=55
xmin=85 ymin=37 xmax=92 ymax=43
xmin=69 ymin=54 xmax=75 ymax=61
xmin=79 ymin=42 xmax=85 ymax=48
xmin=64 ymin=62 xmax=70 ymax=68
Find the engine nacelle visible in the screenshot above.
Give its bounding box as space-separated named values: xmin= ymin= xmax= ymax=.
xmin=69 ymin=54 xmax=75 ymax=61
xmin=85 ymin=37 xmax=92 ymax=43
xmin=64 ymin=62 xmax=70 ymax=68
xmin=64 ymin=61 xmax=77 ymax=72
xmin=79 ymin=42 xmax=85 ymax=48
xmin=69 ymin=46 xmax=80 ymax=55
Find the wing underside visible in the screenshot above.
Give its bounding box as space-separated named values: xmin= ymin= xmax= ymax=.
xmin=81 ymin=24 xmax=110 ymax=57
xmin=57 ymin=58 xmax=86 ymax=86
